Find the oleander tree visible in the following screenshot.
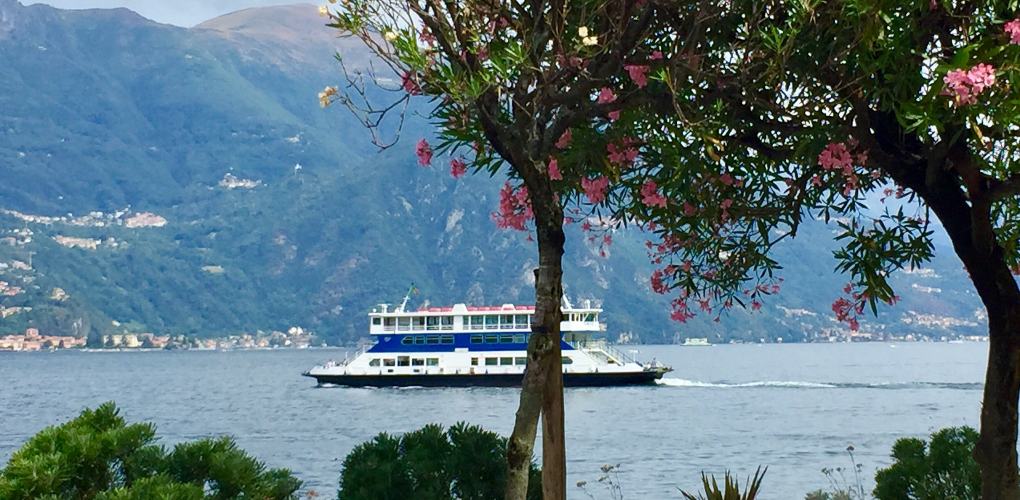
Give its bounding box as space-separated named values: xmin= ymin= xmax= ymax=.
xmin=319 ymin=1 xmax=694 ymax=497
xmin=594 ymin=2 xmax=1019 ymax=497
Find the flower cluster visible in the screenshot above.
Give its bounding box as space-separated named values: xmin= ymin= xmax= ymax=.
xmin=578 ymin=26 xmax=598 ymax=47
xmin=942 ymin=64 xmax=996 ymax=106
xmin=607 ymin=140 xmax=639 ymax=167
xmin=415 ymin=139 xmax=433 ymax=166
xmin=640 ymin=181 xmax=667 ymax=208
xmin=581 ymin=176 xmax=610 ymax=204
xmin=817 ymin=141 xmax=868 ymax=196
xmin=624 ymin=65 xmax=650 ymax=88
xmin=492 ymin=182 xmax=533 ymax=231
xmin=449 ymin=158 xmax=467 ymax=179
xmin=1006 ymin=18 xmax=1020 ymax=44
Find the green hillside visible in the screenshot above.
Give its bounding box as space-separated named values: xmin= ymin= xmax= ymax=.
xmin=0 ymin=0 xmax=987 ymax=344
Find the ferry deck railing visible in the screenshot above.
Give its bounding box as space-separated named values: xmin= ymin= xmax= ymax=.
xmin=573 ymin=339 xmax=640 ymax=365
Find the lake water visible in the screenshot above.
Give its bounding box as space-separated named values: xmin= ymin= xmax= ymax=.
xmin=0 ymin=343 xmax=987 ymax=499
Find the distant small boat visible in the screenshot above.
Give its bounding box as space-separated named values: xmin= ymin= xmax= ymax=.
xmin=681 ymin=338 xmax=712 ymax=347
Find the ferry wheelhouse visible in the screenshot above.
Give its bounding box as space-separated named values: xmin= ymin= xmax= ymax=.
xmin=304 ymin=299 xmax=671 ymax=387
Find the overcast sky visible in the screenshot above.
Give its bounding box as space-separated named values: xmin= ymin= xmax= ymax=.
xmin=26 ymin=1 xmax=295 ymax=27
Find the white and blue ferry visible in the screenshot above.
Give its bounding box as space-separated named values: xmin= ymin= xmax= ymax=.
xmin=304 ymin=297 xmax=670 ymax=387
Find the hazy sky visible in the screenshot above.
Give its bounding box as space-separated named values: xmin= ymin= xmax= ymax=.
xmin=26 ymin=1 xmax=297 ymax=27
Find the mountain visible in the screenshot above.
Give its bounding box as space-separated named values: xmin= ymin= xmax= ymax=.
xmin=0 ymin=0 xmax=988 ymax=344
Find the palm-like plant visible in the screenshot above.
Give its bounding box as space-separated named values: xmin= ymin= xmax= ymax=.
xmin=680 ymin=467 xmax=767 ymax=500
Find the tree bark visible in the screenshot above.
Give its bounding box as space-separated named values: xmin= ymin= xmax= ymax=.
xmin=505 ymin=202 xmax=566 ymax=500
xmin=978 ymin=307 xmax=1020 ymax=500
xmin=916 ymin=162 xmax=1020 ymax=499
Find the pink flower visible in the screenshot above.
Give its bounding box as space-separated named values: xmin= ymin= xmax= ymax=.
xmin=683 ymin=201 xmax=697 ymax=216
xmin=415 ymin=139 xmax=432 ymax=166
xmin=625 ymin=64 xmax=650 ymax=88
xmin=1006 ymin=18 xmax=1020 ymax=44
xmin=597 ymin=87 xmax=617 ymax=104
xmin=818 ymin=142 xmax=853 ymax=171
xmin=650 ymin=50 xmax=664 ymax=60
xmin=608 ymin=110 xmax=621 ymax=121
xmin=943 ymin=64 xmax=996 ymax=106
xmin=581 ymin=176 xmax=610 ymax=204
xmin=492 ymin=182 xmax=533 ymax=231
xmin=450 ymin=158 xmax=467 ymax=179
xmin=719 ymin=173 xmax=734 ymax=186
xmin=640 ymin=180 xmax=667 ymax=208
xmin=555 ymin=129 xmax=572 ymax=149
xmin=968 ymin=63 xmax=996 ymax=93
xmin=650 ymin=269 xmax=667 ymax=294
xmin=811 ymin=175 xmax=823 ymax=187
xmin=607 ymin=142 xmax=639 ymax=167
xmin=547 ymin=157 xmax=562 ymax=180
xmin=401 ymin=71 xmax=422 ymax=95
xmin=751 ymin=300 xmax=762 ymax=311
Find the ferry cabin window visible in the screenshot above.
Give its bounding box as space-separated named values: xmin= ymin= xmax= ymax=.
xmin=397 ymin=356 xmax=410 ymax=367
xmin=514 ymin=315 xmax=529 ymax=329
xmin=440 ymin=335 xmax=454 ymax=344
xmin=426 ymin=358 xmax=439 ymax=366
xmin=471 ymin=357 xmax=479 ymax=366
xmin=384 ymin=318 xmax=395 ymax=330
xmin=413 ymin=317 xmax=425 ymax=330
xmin=369 ymin=359 xmax=381 ymax=367
xmin=414 ymin=336 xmax=426 ymax=345
xmin=499 ymin=357 xmax=513 ymax=366
xmin=561 ymin=356 xmax=573 ymax=365
xmin=499 ymin=334 xmax=514 ymax=344
xmin=383 ymin=358 xmax=396 ymax=367
xmin=401 ymin=337 xmax=413 ymax=345
xmin=397 ymin=317 xmax=411 ymax=331
xmin=485 ymin=315 xmax=499 ymax=329
xmin=372 ymin=318 xmax=381 ymax=326
xmin=470 ymin=334 xmax=483 ymax=344
xmin=484 ymin=358 xmax=498 ymax=366
xmin=512 ymin=334 xmax=526 ymax=344
xmin=585 ymin=313 xmax=597 ymax=322
xmin=484 ymin=334 xmax=499 ymax=344
xmin=515 ymin=357 xmax=527 ymax=365
xmin=426 ymin=335 xmax=440 ymax=345
xmin=411 ymin=358 xmax=425 ymax=366
xmin=500 ymin=315 xmax=514 ymax=328
xmin=441 ymin=316 xmax=453 ymax=330
xmin=469 ymin=316 xmax=484 ymax=330
xmin=426 ymin=316 xmax=439 ymax=330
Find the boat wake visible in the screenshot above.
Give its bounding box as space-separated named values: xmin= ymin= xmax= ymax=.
xmin=656 ymin=378 xmax=982 ymax=390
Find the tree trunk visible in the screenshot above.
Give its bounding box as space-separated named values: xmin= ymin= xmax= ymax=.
xmin=920 ymin=172 xmax=1020 ymax=499
xmin=505 ymin=207 xmax=566 ymax=500
xmin=977 ymin=307 xmax=1020 ymax=500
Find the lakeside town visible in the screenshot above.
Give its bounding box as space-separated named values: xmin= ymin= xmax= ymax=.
xmin=0 ymin=326 xmax=325 ymax=352
xmin=0 ymin=324 xmax=989 ymax=352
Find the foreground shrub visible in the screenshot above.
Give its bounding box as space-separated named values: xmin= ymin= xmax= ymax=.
xmin=873 ymin=426 xmax=980 ymax=500
xmin=338 ymin=422 xmax=541 ymax=500
xmin=0 ymin=402 xmax=301 ymax=499
xmin=679 ymin=466 xmax=766 ymax=500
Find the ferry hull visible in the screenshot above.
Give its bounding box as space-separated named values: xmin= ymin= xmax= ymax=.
xmin=304 ymin=370 xmax=667 ymax=388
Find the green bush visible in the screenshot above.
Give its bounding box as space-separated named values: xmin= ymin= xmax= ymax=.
xmin=0 ymin=402 xmax=301 ymax=499
xmin=873 ymin=426 xmax=980 ymax=500
xmin=338 ymin=422 xmax=542 ymax=500
xmin=679 ymin=466 xmax=766 ymax=500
